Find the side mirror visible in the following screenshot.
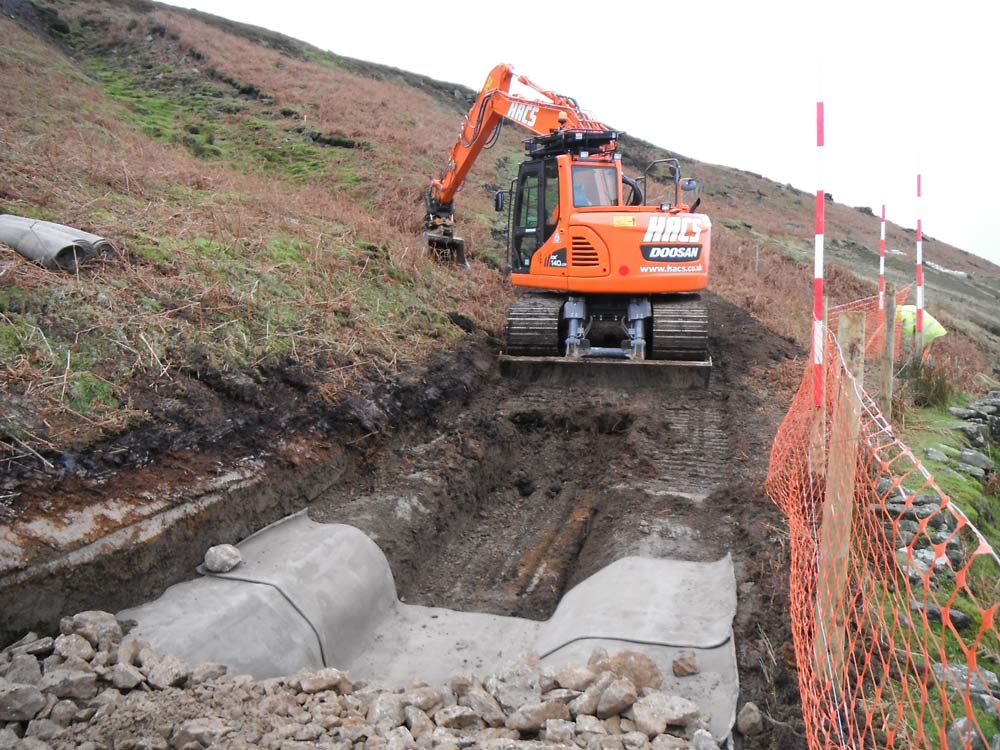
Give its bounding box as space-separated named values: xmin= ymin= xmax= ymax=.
xmin=682 ymin=178 xmax=698 ymax=192
xmin=495 ymin=191 xmax=506 ymax=212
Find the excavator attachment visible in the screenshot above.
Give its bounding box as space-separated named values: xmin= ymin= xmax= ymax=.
xmin=500 ymin=293 xmax=712 ymax=388
xmin=421 ymin=229 xmax=469 ymax=267
xmin=422 ymin=192 xmax=470 ymax=267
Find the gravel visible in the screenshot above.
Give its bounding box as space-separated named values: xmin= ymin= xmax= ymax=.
xmin=0 ymin=611 xmax=724 ymax=749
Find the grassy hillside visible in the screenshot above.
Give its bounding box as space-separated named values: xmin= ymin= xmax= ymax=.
xmin=1 ymin=0 xmax=998 ymax=481
xmin=0 ymin=0 xmax=520 ymax=477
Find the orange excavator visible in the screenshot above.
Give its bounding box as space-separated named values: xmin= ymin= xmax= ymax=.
xmin=423 ymin=64 xmax=712 ymax=368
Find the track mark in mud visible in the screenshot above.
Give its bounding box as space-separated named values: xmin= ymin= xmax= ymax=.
xmin=507 ymin=489 xmax=598 ymax=609
xmin=509 ymin=409 xmax=635 ymax=435
xmin=621 ymin=397 xmax=730 ymax=501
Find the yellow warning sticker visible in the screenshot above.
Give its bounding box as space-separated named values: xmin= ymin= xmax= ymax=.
xmin=613 ymin=216 xmax=637 ymax=227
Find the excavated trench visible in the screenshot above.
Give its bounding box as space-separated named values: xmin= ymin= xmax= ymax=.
xmin=307 ymin=382 xmax=734 ymax=623
xmin=0 ymin=293 xmax=808 ymax=747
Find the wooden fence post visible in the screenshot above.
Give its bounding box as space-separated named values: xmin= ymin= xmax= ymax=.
xmin=878 ymin=283 xmax=896 ymax=421
xmin=808 ymin=299 xmax=829 ymax=477
xmin=814 ymin=311 xmax=865 ymax=683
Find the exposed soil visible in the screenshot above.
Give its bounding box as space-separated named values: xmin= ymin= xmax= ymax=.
xmin=2 ymin=292 xmax=805 ymax=748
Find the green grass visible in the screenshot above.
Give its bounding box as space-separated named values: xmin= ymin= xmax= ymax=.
xmin=0 ymin=6 xmax=512 ymax=460
xmin=267 ymin=237 xmax=311 ymax=266
xmin=867 ymin=551 xmax=1000 ymax=748
xmin=899 ymin=401 xmax=998 ymax=536
xmin=67 ymin=371 xmax=117 ymax=412
xmin=881 ymin=400 xmax=1000 ymax=743
xmin=86 ymin=59 xmax=342 ymax=182
xmin=0 ymin=320 xmax=24 ymax=361
xmin=95 ymin=66 xmax=185 ymax=142
xmin=302 ymin=48 xmax=343 ymax=68
xmin=133 ymin=241 xmax=174 ymax=267
xmin=0 ymin=201 xmax=58 ymax=221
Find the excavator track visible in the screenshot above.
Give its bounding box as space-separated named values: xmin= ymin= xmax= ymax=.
xmin=502 ymin=293 xmax=711 ymax=388
xmin=505 ymin=293 xmax=563 ymax=357
xmin=650 ymin=295 xmax=710 ymax=361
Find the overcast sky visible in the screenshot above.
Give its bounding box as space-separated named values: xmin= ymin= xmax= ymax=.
xmin=162 ymin=0 xmax=1000 ymax=267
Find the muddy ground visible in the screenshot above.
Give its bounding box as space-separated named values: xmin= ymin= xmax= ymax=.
xmin=305 ymin=292 xmax=806 ymax=749
xmin=2 ymin=292 xmax=805 ymax=749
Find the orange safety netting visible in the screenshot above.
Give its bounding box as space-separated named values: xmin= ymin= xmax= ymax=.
xmin=827 ymin=287 xmax=910 ymax=365
xmin=767 ymin=290 xmax=1000 ymax=749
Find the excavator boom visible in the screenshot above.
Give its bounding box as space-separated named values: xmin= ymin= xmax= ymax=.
xmin=432 ymin=64 xmax=608 ymax=206
xmin=423 ymin=64 xmax=613 ymax=264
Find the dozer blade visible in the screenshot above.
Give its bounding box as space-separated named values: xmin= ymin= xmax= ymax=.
xmin=499 ymin=354 xmax=712 ymax=389
xmin=421 ymin=231 xmax=469 ymax=267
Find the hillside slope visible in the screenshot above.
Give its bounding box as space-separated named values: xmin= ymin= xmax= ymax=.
xmin=1 ymin=0 xmax=520 ymax=487
xmin=1 ymin=0 xmax=998 ymax=492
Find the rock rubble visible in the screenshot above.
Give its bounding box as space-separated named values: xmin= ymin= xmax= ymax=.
xmin=0 ymin=614 xmax=753 ymax=749
xmin=873 ymin=477 xmax=964 ymax=585
xmin=940 ymin=392 xmax=1000 ymax=476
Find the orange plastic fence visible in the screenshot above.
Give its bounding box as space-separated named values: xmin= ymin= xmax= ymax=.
xmin=767 ymin=291 xmax=1000 ymax=749
xmin=827 ymin=287 xmax=910 ymax=367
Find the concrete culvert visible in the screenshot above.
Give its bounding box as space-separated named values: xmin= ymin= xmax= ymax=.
xmin=0 ymin=214 xmax=113 ymax=272
xmin=118 ymin=511 xmax=741 ymax=740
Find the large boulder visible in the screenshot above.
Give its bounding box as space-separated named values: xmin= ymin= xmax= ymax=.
xmin=505 ymin=700 xmax=570 ymax=731
xmin=460 ymin=686 xmax=507 ymax=727
xmin=66 ymin=611 xmax=122 ymax=650
xmin=628 ymin=693 xmax=701 ymax=738
xmin=0 ymin=679 xmax=47 ymax=721
xmin=736 ymin=702 xmax=764 ymax=735
xmin=39 ymin=669 xmax=98 ymax=700
xmin=946 ymin=717 xmax=986 ymax=750
xmin=596 ymin=677 xmax=638 ymax=718
xmin=171 ymin=717 xmax=232 ymax=747
xmin=204 ymin=544 xmax=243 ymax=573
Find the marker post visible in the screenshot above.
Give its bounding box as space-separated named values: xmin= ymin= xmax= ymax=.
xmin=813 ymin=100 xmax=825 ymax=409
xmin=878 ymin=205 xmax=886 ymax=313
xmin=915 ymin=175 xmax=924 ymax=354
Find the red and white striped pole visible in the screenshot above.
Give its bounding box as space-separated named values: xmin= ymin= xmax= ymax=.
xmin=915 ymin=174 xmax=924 ymax=349
xmin=878 ymin=204 xmax=886 ymax=311
xmin=813 ymin=93 xmax=825 ymax=408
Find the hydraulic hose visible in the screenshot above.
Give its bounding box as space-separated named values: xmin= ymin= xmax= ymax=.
xmin=622 ymin=174 xmax=644 ymax=206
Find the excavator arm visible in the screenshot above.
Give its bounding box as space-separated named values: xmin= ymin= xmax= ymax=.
xmin=423 ymin=64 xmax=613 ymax=261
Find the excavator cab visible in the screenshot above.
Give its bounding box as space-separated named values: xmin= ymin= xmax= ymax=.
xmin=506 ymin=132 xmax=622 ymax=274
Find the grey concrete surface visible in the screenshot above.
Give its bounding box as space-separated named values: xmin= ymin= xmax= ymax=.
xmin=121 ymin=512 xmax=739 ymax=738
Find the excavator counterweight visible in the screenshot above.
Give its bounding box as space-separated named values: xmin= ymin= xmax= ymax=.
xmin=424 ymin=64 xmax=713 ymax=382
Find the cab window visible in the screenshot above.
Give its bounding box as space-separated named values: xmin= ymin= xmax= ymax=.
xmin=572 ymin=166 xmax=619 ymax=207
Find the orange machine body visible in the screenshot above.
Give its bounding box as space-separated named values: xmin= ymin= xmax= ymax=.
xmin=507 ymin=156 xmax=710 ymax=295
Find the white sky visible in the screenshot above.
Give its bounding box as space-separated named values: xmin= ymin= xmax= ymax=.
xmin=162 ymin=0 xmax=1000 ymax=266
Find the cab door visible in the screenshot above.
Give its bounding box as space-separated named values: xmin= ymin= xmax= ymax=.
xmin=511 ymin=162 xmax=542 ymax=273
